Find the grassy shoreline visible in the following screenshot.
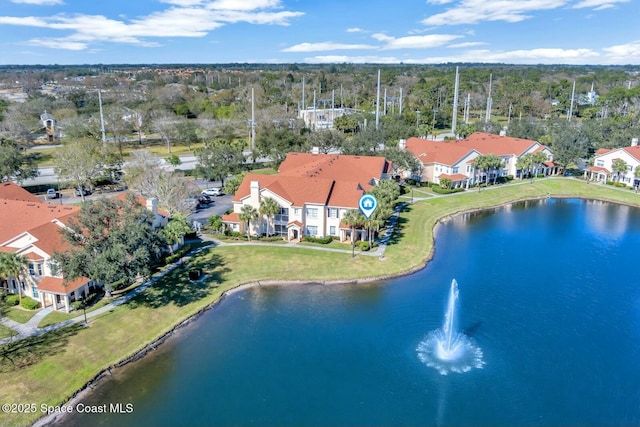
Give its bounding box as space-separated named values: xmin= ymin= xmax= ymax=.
xmin=2 ymin=178 xmax=639 ymax=427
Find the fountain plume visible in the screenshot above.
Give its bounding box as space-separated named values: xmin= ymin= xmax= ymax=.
xmin=417 ymin=279 xmax=484 ymax=374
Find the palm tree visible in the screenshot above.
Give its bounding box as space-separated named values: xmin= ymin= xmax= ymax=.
xmin=239 ymin=205 xmax=259 ymax=241
xmin=162 ymin=215 xmax=193 ymax=254
xmin=530 ymin=152 xmax=548 ymax=180
xmin=342 ymin=209 xmax=365 ymax=257
xmin=474 ymin=154 xmax=502 ymax=185
xmin=612 ymin=158 xmax=628 ymax=183
xmin=259 ymin=197 xmax=280 ymax=237
xmin=0 ymin=253 xmax=28 ymax=302
xmin=516 ymin=153 xmax=533 ymax=180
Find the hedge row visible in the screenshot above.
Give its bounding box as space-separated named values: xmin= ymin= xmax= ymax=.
xmin=165 ymin=243 xmax=192 ymax=264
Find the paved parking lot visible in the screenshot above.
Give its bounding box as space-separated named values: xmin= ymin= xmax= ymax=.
xmin=187 ymin=194 xmax=233 ymax=226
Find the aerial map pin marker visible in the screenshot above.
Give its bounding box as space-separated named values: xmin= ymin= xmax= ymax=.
xmin=358 ymin=194 xmax=378 ymax=219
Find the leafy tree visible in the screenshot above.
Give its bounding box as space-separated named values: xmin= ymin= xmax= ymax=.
xmin=305 ymin=129 xmax=345 ymax=154
xmin=255 ymin=125 xmax=308 ymax=167
xmin=550 ymin=121 xmax=591 ymax=168
xmin=341 ymin=128 xmax=385 ymax=155
xmin=175 ymin=119 xmax=199 ymax=150
xmin=195 ymin=143 xmax=245 ymax=185
xmin=381 ymin=147 xmax=420 ymax=178
xmin=0 ymin=138 xmax=37 ymax=183
xmin=54 ymin=140 xmax=105 ymax=202
xmin=208 ymin=215 xmax=224 ymax=233
xmin=238 ymin=204 xmax=259 ymax=240
xmin=165 ymin=154 xmax=181 ymax=167
xmin=333 ymin=114 xmax=359 ymax=133
xmin=53 ymin=195 xmax=165 ymax=297
xmin=162 ymin=215 xmax=192 ymax=254
xmin=440 ymin=177 xmax=452 ymax=190
xmin=223 ymin=172 xmax=246 ymax=196
xmin=0 ymin=252 xmax=28 ymax=303
xmin=612 ymin=158 xmax=628 ymax=183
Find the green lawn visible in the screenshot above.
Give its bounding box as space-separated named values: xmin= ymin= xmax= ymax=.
xmin=37 ymin=300 xmax=111 ymax=328
xmin=0 ymin=324 xmax=17 ymax=339
xmin=1 ymin=178 xmax=639 ymax=427
xmin=5 ymin=307 xmax=39 ymax=324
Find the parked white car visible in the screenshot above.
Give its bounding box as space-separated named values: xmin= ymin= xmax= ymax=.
xmin=202 ymin=188 xmax=223 ymax=197
xmin=46 ymin=189 xmax=58 ymax=199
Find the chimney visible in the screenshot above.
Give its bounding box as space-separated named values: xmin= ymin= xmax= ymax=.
xmin=249 ymin=181 xmax=260 ymax=205
xmin=398 ymin=139 xmax=407 ymax=151
xmin=632 ymin=138 xmax=638 ymax=147
xmin=146 ymin=197 xmax=158 ymax=215
xmin=311 ymin=146 xmax=320 ymax=154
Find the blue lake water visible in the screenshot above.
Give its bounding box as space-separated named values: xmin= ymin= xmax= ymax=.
xmin=64 ymin=198 xmax=640 ymax=426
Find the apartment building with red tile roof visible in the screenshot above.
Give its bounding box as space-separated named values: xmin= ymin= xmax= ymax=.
xmin=0 ymin=185 xmax=94 ymax=312
xmin=402 ymin=132 xmax=556 ymax=187
xmin=223 ymin=153 xmax=390 ymax=241
xmin=584 ymin=142 xmax=640 ymax=187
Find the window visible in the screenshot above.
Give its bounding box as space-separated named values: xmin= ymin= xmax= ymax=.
xmin=466 ymin=165 xmax=472 ymax=173
xmin=274 ymin=207 xmax=289 ymax=223
xmin=329 ymin=226 xmax=337 ymax=236
xmin=306 ymin=208 xmax=318 ymax=218
xmin=328 ymin=208 xmax=338 ymax=218
xmin=627 ymin=165 xmax=633 ymax=172
xmin=452 ymin=167 xmax=459 ymax=174
xmin=37 ymin=263 xmax=43 ymax=276
xmin=28 ymin=263 xmax=35 ymax=276
xmin=49 ymin=262 xmax=59 ymax=276
xmin=31 ymin=286 xmax=38 ymax=298
xmin=596 ymin=160 xmax=604 ymax=167
xmin=306 ymin=225 xmax=318 ymax=236
xmin=293 ymin=208 xmax=300 ymax=216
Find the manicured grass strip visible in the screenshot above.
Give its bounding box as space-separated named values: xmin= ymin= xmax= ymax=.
xmin=37 ymin=300 xmax=111 ymax=328
xmin=5 ymin=307 xmax=38 ymax=324
xmin=0 ymin=324 xmax=17 ymax=339
xmin=1 ymin=178 xmax=638 ymax=427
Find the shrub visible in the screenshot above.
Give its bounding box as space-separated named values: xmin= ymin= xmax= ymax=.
xmin=356 ymin=241 xmax=371 ymax=251
xmin=70 ymin=301 xmax=84 ymax=311
xmin=257 ymin=236 xmax=283 ymax=242
xmin=20 ymin=297 xmax=40 ymax=310
xmin=4 ymin=294 xmax=20 ymax=306
xmin=432 ymin=186 xmax=465 ymax=194
xmin=223 ymin=230 xmax=244 ymax=239
xmin=303 ymin=235 xmax=333 ymax=244
xmin=165 ymin=243 xmax=192 ymax=264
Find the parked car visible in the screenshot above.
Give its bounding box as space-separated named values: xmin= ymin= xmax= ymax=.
xmin=74 ymin=186 xmax=91 ymax=197
xmin=46 ymin=189 xmax=58 ymax=199
xmin=202 ymin=187 xmax=223 ymax=197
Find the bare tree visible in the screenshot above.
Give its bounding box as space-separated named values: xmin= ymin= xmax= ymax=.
xmin=151 ymin=111 xmax=179 ymax=153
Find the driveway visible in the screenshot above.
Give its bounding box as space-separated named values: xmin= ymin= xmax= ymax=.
xmin=188 ymin=194 xmax=233 ymax=226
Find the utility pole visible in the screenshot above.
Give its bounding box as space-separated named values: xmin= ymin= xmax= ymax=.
xmin=568 ymin=80 xmax=576 ymax=121
xmin=302 ymin=75 xmax=305 ymax=110
xmin=399 ymin=87 xmax=403 ymax=116
xmin=485 ymin=74 xmax=493 ymax=124
xmin=98 ymin=89 xmax=106 ymax=143
xmin=452 ymin=66 xmax=460 ymax=134
xmin=383 ymin=88 xmax=387 ymax=116
xmin=313 ymin=90 xmax=317 ymax=130
xmin=251 ymin=87 xmax=255 ymax=150
xmin=375 ymin=69 xmax=381 ymax=131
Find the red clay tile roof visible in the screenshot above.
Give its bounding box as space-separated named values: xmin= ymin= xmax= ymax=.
xmin=233 ymin=153 xmax=386 ymax=210
xmin=406 ymin=132 xmax=540 ymax=167
xmin=405 ymin=137 xmax=477 ymax=166
xmin=595 ymin=148 xmax=612 ymax=155
xmin=458 ymin=132 xmax=538 ymax=156
xmin=221 ymin=212 xmax=240 ymax=223
xmin=287 ymin=220 xmax=303 ymax=228
xmin=624 ymin=146 xmax=640 ymax=162
xmin=0 ymin=200 xmax=79 ymax=244
xmin=585 ymin=166 xmax=611 ymax=174
xmin=37 ymin=276 xmax=90 ymax=294
xmin=438 ymin=173 xmax=469 ymax=181
xmin=25 ymin=252 xmax=44 ymax=261
xmin=26 ymin=221 xmax=70 ymax=256
xmin=0 ymin=182 xmax=42 ymax=203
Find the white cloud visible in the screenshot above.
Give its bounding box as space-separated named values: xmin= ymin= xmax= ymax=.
xmin=159 ymin=0 xmax=203 ymax=6
xmin=304 ymin=55 xmax=403 ymax=64
xmin=207 ymin=0 xmax=282 ymax=10
xmin=372 ymin=33 xmax=462 ymax=49
xmin=422 ymin=0 xmax=568 ymax=26
xmin=0 ymin=1 xmax=303 ymax=50
xmin=346 ymin=27 xmax=364 ymax=33
xmin=602 ymin=40 xmax=640 ymax=63
xmin=572 ymin=0 xmax=629 ymax=8
xmin=10 ymin=0 xmax=63 ymax=4
xmin=447 ymin=41 xmax=486 ymax=48
xmin=282 ymin=42 xmax=377 ymax=52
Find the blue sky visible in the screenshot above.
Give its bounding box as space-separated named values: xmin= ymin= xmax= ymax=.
xmin=0 ymin=0 xmax=638 ymax=65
